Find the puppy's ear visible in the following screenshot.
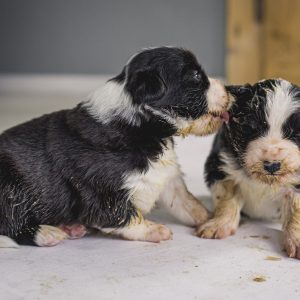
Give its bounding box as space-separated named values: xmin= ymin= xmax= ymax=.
xmin=126 ymin=68 xmax=166 ymax=104
xmin=226 ymin=84 xmax=259 ymax=111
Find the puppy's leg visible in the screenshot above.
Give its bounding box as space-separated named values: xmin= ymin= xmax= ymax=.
xmin=196 ymin=180 xmax=242 ymax=239
xmin=159 ymin=176 xmax=209 ymax=226
xmin=100 ymin=211 xmax=172 ymax=243
xmin=282 ymin=191 xmax=300 ymax=259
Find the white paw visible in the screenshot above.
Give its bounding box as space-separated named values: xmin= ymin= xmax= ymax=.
xmin=0 ymin=235 xmax=19 ymax=248
xmin=59 ymin=224 xmax=87 ymax=239
xmin=35 ymin=225 xmax=67 ymax=247
xmin=144 ymin=222 xmax=173 ymax=243
xmin=283 ymin=230 xmax=300 ymax=259
xmin=195 ymin=218 xmax=237 ymax=239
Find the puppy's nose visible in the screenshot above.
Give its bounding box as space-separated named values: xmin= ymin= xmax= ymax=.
xmin=263 ymin=161 xmax=281 ymax=174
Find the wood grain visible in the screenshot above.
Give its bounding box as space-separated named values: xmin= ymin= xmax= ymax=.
xmin=263 ymin=0 xmax=300 ymax=84
xmin=226 ymin=0 xmax=262 ymax=84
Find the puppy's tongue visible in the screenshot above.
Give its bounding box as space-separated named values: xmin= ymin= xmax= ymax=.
xmin=221 ymin=111 xmax=230 ymax=123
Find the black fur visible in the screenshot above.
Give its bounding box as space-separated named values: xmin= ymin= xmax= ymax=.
xmin=205 ymin=79 xmax=300 ymax=187
xmin=120 ymin=47 xmax=210 ymax=119
xmin=282 ymin=111 xmax=300 ymax=147
xmin=0 ymin=47 xmax=213 ymax=245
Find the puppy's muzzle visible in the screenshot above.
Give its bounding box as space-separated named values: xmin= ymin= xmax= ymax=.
xmin=206 ymin=78 xmax=230 ymax=114
xmin=245 ymin=139 xmax=300 ymax=185
xmin=177 ymin=78 xmax=230 ymax=137
xmin=263 ymin=161 xmax=281 ymax=174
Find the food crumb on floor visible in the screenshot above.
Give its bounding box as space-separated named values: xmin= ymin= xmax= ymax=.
xmin=265 ymin=256 xmax=281 ymax=261
xmin=252 ymin=275 xmax=267 ymax=282
xmin=249 ymin=235 xmax=270 ymax=240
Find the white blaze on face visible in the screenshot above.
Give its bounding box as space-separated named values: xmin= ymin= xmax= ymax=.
xmin=206 ymin=78 xmax=228 ymax=113
xmin=266 ymin=80 xmax=299 ymax=139
xmin=245 ymin=79 xmax=300 ymax=180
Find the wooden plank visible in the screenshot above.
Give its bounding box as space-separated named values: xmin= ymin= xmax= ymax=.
xmin=263 ymin=0 xmax=300 ymax=84
xmin=226 ymin=0 xmax=262 ymax=84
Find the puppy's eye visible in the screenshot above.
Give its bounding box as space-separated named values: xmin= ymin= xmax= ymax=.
xmin=192 ymin=71 xmax=202 ymax=81
xmin=286 ymin=112 xmax=300 ymax=139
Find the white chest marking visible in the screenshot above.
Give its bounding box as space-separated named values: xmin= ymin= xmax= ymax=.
xmin=221 ymin=153 xmax=284 ymax=220
xmin=123 ymin=145 xmax=180 ymax=214
xmin=237 ymin=177 xmax=283 ymax=220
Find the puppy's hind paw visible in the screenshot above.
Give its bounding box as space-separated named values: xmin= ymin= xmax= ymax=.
xmin=145 ymin=222 xmax=173 ymax=243
xmin=118 ymin=220 xmax=173 ymax=243
xmin=195 ymin=218 xmax=237 ymax=239
xmin=35 ymin=225 xmax=68 ymax=247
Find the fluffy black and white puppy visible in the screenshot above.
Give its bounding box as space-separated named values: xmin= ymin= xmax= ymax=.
xmin=196 ymin=78 xmax=300 ymax=259
xmin=0 ymin=47 xmax=230 ymax=247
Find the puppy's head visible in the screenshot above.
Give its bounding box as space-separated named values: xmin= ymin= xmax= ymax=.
xmin=89 ymin=47 xmax=230 ymax=136
xmin=226 ymin=79 xmax=300 ymax=185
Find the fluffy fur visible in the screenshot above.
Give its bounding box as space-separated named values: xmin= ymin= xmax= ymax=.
xmin=0 ymin=47 xmax=229 ymax=247
xmin=197 ymin=78 xmax=300 ymax=259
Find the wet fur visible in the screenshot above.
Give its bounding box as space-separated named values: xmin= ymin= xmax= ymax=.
xmin=199 ymin=79 xmax=300 ymax=258
xmin=0 ymin=47 xmax=227 ymax=246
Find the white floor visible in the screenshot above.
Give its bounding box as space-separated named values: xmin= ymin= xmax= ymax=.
xmin=0 ymin=76 xmax=299 ymax=300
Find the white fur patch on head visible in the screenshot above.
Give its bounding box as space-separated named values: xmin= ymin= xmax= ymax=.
xmin=84 ymin=80 xmax=140 ymax=125
xmin=266 ymin=79 xmax=300 ymax=138
xmin=244 ymin=79 xmax=300 ymax=184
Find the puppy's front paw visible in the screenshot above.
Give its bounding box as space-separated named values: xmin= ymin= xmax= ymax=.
xmin=35 ymin=225 xmax=68 ymax=247
xmin=283 ymin=230 xmax=300 ymax=259
xmin=195 ymin=218 xmax=237 ymax=239
xmin=59 ymin=224 xmax=87 ymax=239
xmin=145 ymin=221 xmax=173 ymax=243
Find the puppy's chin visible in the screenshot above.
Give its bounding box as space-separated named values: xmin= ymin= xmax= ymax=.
xmin=246 ymin=162 xmax=296 ymax=186
xmin=177 ymin=114 xmax=223 ymax=137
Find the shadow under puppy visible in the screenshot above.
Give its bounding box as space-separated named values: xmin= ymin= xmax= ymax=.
xmin=0 ymin=47 xmax=230 ymax=247
xmin=197 ymin=78 xmax=300 ymax=259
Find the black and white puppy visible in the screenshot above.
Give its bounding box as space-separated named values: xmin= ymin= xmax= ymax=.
xmin=0 ymin=47 xmax=230 ymax=247
xmin=196 ymin=78 xmax=300 ymax=259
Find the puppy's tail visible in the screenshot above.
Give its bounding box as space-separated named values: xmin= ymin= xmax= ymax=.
xmin=0 ymin=235 xmax=19 ymax=248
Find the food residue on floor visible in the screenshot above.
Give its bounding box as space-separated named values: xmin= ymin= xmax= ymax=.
xmin=252 ymin=275 xmax=267 ymax=282
xmin=249 ymin=235 xmax=270 ymax=240
xmin=265 ymin=256 xmax=281 ymax=261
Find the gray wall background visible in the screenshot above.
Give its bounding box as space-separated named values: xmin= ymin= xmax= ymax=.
xmin=0 ymin=0 xmax=225 ymax=76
